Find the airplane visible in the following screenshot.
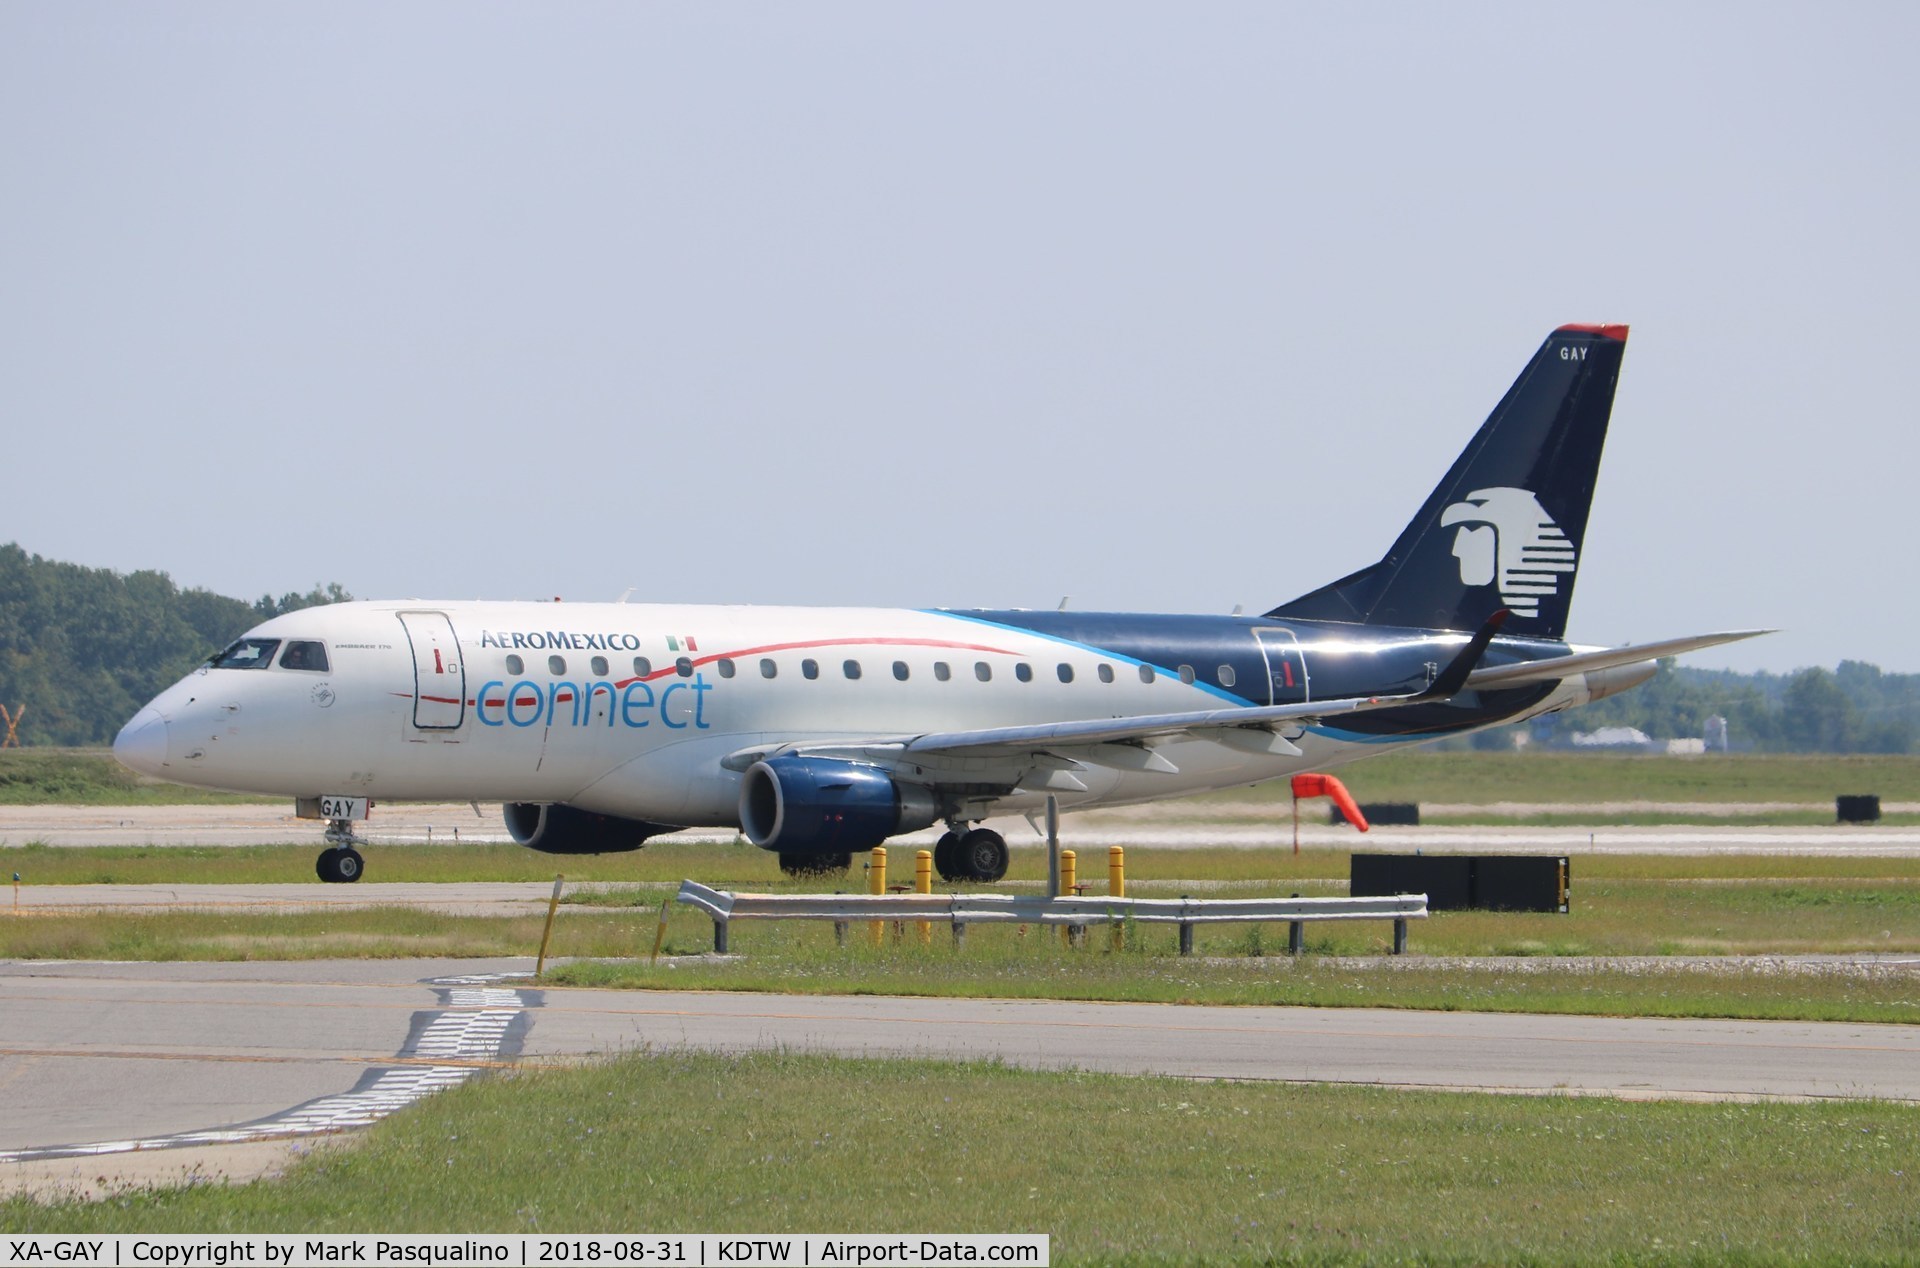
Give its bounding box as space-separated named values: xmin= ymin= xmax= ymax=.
xmin=113 ymin=323 xmax=1764 ymax=883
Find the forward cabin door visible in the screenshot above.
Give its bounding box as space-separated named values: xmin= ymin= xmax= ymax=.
xmin=398 ymin=611 xmax=466 ymax=729
xmin=1254 ymin=626 xmax=1311 ymax=707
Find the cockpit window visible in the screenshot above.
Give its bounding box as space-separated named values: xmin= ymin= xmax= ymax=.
xmin=279 ymin=641 xmax=330 ymax=673
xmin=208 ymin=638 xmax=281 ymax=670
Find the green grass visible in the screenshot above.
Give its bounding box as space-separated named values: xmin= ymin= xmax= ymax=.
xmin=0 ymin=748 xmax=259 ymax=805
xmin=1279 ymin=750 xmax=1920 ymax=806
xmin=6 ymin=845 xmax=1919 ymax=1024
xmin=5 ymin=1050 xmax=1918 ymax=1264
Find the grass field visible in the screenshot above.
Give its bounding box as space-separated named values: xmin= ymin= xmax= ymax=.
xmin=6 ymin=843 xmax=1919 ymax=1023
xmin=5 ymin=1050 xmax=1917 ymax=1263
xmin=0 ymin=749 xmax=260 ymax=806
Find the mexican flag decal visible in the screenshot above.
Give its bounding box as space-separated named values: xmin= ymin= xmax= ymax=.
xmin=665 ymin=635 xmax=699 ymax=653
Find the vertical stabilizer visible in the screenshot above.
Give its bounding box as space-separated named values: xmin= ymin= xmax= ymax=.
xmin=1267 ymin=324 xmax=1628 ymax=638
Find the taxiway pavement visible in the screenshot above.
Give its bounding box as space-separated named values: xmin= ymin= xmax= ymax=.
xmin=4 ymin=957 xmax=1919 ymax=1196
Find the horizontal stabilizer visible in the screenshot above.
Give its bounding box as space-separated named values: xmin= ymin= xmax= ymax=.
xmin=1466 ymin=629 xmax=1773 ymax=690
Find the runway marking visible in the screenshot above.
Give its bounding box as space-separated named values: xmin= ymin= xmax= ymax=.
xmin=0 ymin=979 xmax=532 ymax=1163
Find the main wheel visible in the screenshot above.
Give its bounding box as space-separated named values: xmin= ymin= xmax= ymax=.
xmin=779 ymin=852 xmax=852 ymax=878
xmin=932 ymin=831 xmax=963 ymax=882
xmin=957 ymin=828 xmax=1009 ymax=883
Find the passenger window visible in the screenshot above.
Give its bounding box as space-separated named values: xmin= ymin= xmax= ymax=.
xmin=844 ymin=659 xmax=863 ymax=680
xmin=1139 ymin=664 xmax=1156 ymax=684
xmin=1098 ymin=664 xmax=1115 ymax=683
xmin=760 ymin=658 xmax=778 ymax=679
xmin=506 ymin=654 xmax=525 ymax=675
xmin=892 ymin=660 xmax=909 ymax=681
xmin=1219 ymin=665 xmax=1236 ymax=688
xmin=1179 ymin=664 xmax=1196 ymax=685
xmin=548 ymin=655 xmax=567 ymax=675
xmin=676 ymin=657 xmax=694 ymax=677
xmin=974 ymin=662 xmax=992 ymax=682
xmin=208 ymin=638 xmax=280 ymax=670
xmin=278 ymin=641 xmax=330 ymax=673
xmin=590 ymin=655 xmax=609 ymax=677
xmin=1015 ymin=663 xmax=1033 ymax=683
xmin=634 ymin=656 xmax=652 ymax=676
xmin=802 ymin=658 xmax=820 ymax=680
xmin=934 ymin=661 xmax=951 ymax=682
xmin=1057 ymin=663 xmax=1073 ymax=684
xmin=717 ymin=658 xmax=736 ymax=679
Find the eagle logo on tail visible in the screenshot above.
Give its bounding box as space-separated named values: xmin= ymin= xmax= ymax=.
xmin=1439 ymin=487 xmax=1576 ymax=618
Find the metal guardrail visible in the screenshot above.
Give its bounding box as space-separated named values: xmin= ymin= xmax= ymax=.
xmin=674 ymin=881 xmax=1428 ymax=956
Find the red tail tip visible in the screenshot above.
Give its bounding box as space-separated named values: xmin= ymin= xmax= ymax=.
xmin=1555 ymin=323 xmax=1629 ymax=341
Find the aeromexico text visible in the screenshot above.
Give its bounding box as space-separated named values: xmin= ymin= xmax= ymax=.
xmin=477 ymin=629 xmax=652 ymax=652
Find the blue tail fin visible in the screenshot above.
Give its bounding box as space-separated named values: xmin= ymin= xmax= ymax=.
xmin=1268 ymin=324 xmax=1628 ymax=639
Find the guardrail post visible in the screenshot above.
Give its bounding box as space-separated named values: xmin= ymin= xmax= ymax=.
xmin=1178 ymin=896 xmax=1194 ymax=956
xmin=834 ymin=920 xmax=848 ymax=947
xmin=1393 ymin=917 xmax=1407 ymax=955
xmin=869 ymin=847 xmax=886 ymax=947
xmin=1288 ymin=921 xmax=1304 ymax=955
xmin=713 ymin=917 xmax=729 ymax=954
xmin=951 ymin=917 xmax=966 ymax=950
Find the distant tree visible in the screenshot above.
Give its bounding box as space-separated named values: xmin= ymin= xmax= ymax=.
xmin=0 ymin=543 xmax=351 ymax=746
xmin=1779 ymin=668 xmax=1858 ymax=753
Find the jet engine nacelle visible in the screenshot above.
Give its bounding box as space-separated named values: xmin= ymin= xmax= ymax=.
xmin=738 ymin=756 xmax=938 ymax=855
xmin=503 ymin=802 xmax=672 ymax=855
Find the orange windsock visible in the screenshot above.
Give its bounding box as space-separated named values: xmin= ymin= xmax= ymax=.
xmin=1290 ymin=772 xmax=1368 ymax=832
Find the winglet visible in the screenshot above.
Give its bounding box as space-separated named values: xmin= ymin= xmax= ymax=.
xmin=1419 ymin=609 xmax=1510 ymax=700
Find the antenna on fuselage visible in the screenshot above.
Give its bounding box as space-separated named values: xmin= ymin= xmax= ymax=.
xmin=616 ymin=587 xmax=635 ymax=603
xmin=1231 ymin=604 xmax=1244 ymax=616
xmin=1058 ymin=596 xmax=1070 ymax=611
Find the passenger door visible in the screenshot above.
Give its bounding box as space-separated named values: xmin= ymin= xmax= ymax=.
xmin=398 ymin=611 xmax=466 ymax=729
xmin=1254 ymin=626 xmax=1311 ymax=707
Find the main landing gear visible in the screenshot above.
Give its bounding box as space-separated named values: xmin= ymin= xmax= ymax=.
xmin=933 ymin=825 xmax=1009 ymax=884
xmin=316 ymin=819 xmax=365 ymax=884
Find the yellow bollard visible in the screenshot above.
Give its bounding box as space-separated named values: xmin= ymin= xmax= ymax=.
xmin=916 ymin=849 xmax=932 ymax=946
xmin=1060 ymin=850 xmax=1077 ymax=947
xmin=869 ymin=846 xmax=887 ymax=947
xmin=1109 ymin=845 xmax=1126 ymax=950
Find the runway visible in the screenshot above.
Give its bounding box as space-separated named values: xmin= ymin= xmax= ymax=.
xmin=5 ymin=801 xmax=1920 ymax=854
xmin=4 ymin=957 xmax=1918 ymax=1194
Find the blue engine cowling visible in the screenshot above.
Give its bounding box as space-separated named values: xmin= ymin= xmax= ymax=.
xmin=504 ymin=802 xmax=675 ymax=854
xmin=738 ymin=756 xmax=938 ymax=854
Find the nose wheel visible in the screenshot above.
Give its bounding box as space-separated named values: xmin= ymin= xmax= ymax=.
xmin=317 ymin=819 xmax=366 ymax=883
xmin=316 ymin=847 xmax=364 ymax=883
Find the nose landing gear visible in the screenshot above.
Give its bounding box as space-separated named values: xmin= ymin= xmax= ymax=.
xmin=316 ymin=820 xmax=366 ymax=883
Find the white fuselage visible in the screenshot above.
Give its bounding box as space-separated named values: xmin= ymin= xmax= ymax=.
xmin=116 ymin=599 xmax=1589 ymax=829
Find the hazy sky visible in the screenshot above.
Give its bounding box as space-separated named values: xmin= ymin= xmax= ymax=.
xmin=3 ymin=4 xmax=1914 ymax=673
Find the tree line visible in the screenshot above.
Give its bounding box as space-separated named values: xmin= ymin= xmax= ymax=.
xmin=1 ymin=542 xmax=1914 ymax=752
xmin=1542 ymin=657 xmax=1920 ymax=754
xmin=0 ymin=543 xmax=348 ymax=747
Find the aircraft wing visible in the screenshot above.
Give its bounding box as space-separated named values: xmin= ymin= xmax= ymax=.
xmin=1465 ymin=629 xmax=1772 ymax=690
xmin=723 ymin=611 xmax=1511 ymax=777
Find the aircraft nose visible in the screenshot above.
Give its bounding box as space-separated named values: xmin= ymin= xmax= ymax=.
xmin=113 ymin=707 xmax=170 ymax=777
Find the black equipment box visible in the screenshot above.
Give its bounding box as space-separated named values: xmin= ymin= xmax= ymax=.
xmin=1351 ymin=853 xmax=1569 ymax=913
